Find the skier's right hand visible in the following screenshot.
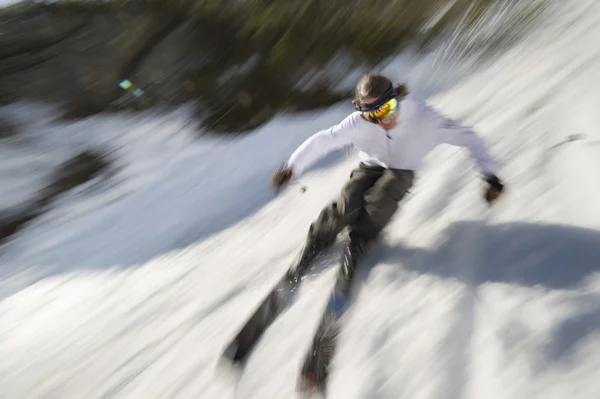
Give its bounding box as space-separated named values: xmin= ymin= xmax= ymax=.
xmin=271 ymin=167 xmax=294 ymax=191
xmin=483 ymin=174 xmax=504 ymax=205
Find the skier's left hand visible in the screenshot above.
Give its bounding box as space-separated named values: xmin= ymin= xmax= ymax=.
xmin=484 ymin=174 xmax=504 ymax=205
xmin=271 ymin=167 xmax=294 ymax=191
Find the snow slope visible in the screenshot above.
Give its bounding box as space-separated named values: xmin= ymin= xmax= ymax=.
xmin=1 ymin=0 xmax=600 ymax=398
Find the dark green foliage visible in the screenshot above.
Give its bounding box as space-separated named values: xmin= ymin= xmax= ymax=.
xmin=47 ymin=0 xmax=500 ymax=132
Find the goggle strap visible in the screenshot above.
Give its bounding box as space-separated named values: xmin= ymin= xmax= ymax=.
xmin=358 ymin=84 xmax=396 ymax=112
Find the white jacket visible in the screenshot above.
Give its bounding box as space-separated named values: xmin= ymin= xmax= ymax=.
xmin=287 ymin=96 xmax=497 ymax=177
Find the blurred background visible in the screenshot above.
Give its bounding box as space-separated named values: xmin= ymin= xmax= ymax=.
xmin=1 ymin=0 xmax=600 ymax=398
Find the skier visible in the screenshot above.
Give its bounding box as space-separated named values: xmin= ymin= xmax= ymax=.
xmin=271 ymin=73 xmax=504 ymax=271
xmin=220 ymin=74 xmax=505 ymax=377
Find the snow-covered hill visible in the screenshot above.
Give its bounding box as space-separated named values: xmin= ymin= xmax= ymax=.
xmin=1 ymin=0 xmax=600 ymax=398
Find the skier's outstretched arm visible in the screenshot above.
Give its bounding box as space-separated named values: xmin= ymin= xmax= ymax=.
xmin=287 ymin=115 xmax=359 ymax=176
xmin=427 ymin=107 xmax=497 ymax=177
xmin=426 ymin=106 xmax=505 ymax=204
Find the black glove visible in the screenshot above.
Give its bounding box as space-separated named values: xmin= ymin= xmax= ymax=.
xmin=271 ymin=167 xmax=294 ymax=191
xmin=483 ymin=174 xmax=504 ymax=205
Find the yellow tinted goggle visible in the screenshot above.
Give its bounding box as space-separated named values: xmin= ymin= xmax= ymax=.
xmin=363 ymin=98 xmax=398 ymax=121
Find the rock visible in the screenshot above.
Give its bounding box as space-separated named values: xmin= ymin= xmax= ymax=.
xmin=0 ymin=116 xmax=19 ymax=140
xmin=0 ymin=150 xmax=110 ymax=243
xmin=38 ymin=150 xmax=110 ymax=205
xmin=0 ymin=206 xmax=41 ymax=243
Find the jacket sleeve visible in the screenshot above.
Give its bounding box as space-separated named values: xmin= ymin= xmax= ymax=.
xmin=427 ymin=106 xmax=497 ymax=177
xmin=286 ymin=114 xmax=358 ymax=176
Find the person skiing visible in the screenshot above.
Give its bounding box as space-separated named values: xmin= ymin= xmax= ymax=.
xmin=270 ymin=73 xmax=504 ymax=269
xmin=220 ymin=73 xmax=505 ymax=374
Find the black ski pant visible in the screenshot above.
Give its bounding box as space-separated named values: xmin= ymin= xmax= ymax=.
xmin=306 ymin=163 xmax=414 ymax=252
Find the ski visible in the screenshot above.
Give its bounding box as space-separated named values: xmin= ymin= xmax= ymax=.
xmin=221 ymin=239 xmax=324 ymax=366
xmin=297 ymin=234 xmax=368 ymax=395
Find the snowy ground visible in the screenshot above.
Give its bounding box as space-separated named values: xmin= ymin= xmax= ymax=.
xmin=2 ymin=0 xmax=600 ymax=398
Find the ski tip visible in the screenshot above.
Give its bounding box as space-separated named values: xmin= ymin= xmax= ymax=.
xmin=296 ymin=372 xmax=325 ymax=398
xmin=222 ymin=341 xmax=239 ymax=363
xmin=217 ymin=342 xmax=245 ymax=380
xmin=216 ymin=353 xmax=243 ymax=382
